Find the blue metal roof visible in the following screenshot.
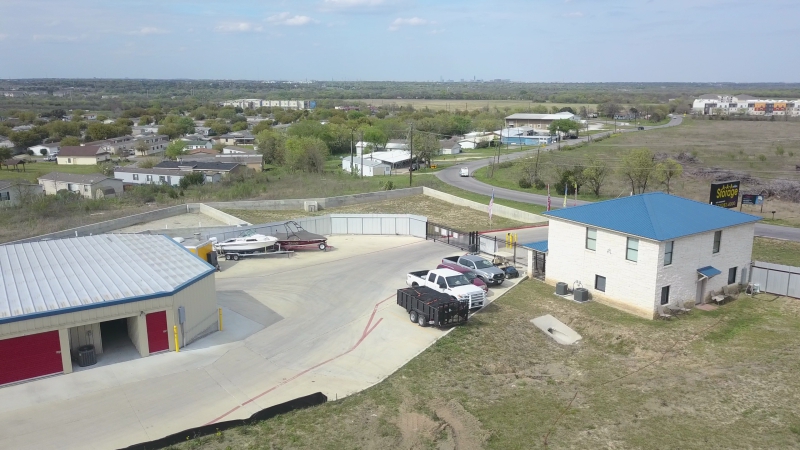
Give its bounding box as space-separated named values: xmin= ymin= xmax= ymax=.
xmin=523 ymin=240 xmax=548 ymax=253
xmin=698 ymin=266 xmax=721 ymax=278
xmin=543 ymin=192 xmax=760 ymax=241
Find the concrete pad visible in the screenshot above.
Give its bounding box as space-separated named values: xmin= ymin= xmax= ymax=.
xmin=0 ymin=235 xmax=525 ymax=450
xmin=115 ymin=212 xmax=227 ymax=233
xmin=531 ymin=314 xmax=582 ymax=345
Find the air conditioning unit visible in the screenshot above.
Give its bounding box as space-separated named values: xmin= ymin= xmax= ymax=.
xmin=304 ymin=201 xmax=318 ymax=212
xmin=556 ymin=282 xmax=568 ymax=296
xmin=573 ymin=288 xmax=589 ymax=303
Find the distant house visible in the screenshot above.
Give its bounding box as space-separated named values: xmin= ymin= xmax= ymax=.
xmin=56 ymin=145 xmax=111 ymax=165
xmin=12 ymin=125 xmax=33 ymax=132
xmin=0 ymin=180 xmax=43 ymax=206
xmin=0 ymin=137 xmax=13 ymax=149
xmin=85 ymin=136 xmax=137 ymax=156
xmin=215 ymin=153 xmax=263 ymax=172
xmin=38 ymin=172 xmax=123 ymax=198
xmin=182 ymin=140 xmax=213 ymax=150
xmin=133 ymin=134 xmax=169 ymax=156
xmin=342 ymin=156 xmax=391 ymax=177
xmin=28 ymin=142 xmax=61 ymax=156
xmin=114 ymin=167 xmax=221 ymax=186
xmin=459 ymin=132 xmax=497 ymax=149
xmin=187 ymin=148 xmax=219 ymax=156
xmin=439 ymin=138 xmax=462 ymax=155
xmin=132 ymin=125 xmax=160 ymax=135
xmin=500 ymin=127 xmax=553 ymax=146
xmin=214 ymin=131 xmax=255 ymax=146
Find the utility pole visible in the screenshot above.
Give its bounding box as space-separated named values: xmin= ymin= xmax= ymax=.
xmin=350 ymin=129 xmax=354 ymax=175
xmin=360 ymin=130 xmax=364 ymax=179
xmin=409 ymin=123 xmax=414 ymax=187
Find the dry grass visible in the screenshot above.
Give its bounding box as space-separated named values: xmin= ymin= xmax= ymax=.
xmin=480 ymin=118 xmax=800 ymax=226
xmin=752 ymin=237 xmax=800 ymax=266
xmin=224 ymin=195 xmax=526 ymax=232
xmin=175 ymin=279 xmax=800 ymax=450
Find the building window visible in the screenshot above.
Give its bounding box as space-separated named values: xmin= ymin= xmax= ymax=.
xmin=67 ymin=158 xmax=72 ymax=163
xmin=728 ymin=267 xmax=737 ymax=284
xmin=626 ymin=237 xmax=639 ymax=262
xmin=159 ymin=176 xmax=166 ymax=183
xmin=660 ymin=286 xmax=670 ymax=305
xmin=133 ymin=174 xmax=139 ymax=180
xmin=595 ymin=275 xmax=606 ymax=292
xmin=664 ymin=241 xmax=674 ymax=266
xmin=586 ymin=228 xmax=597 ymax=251
xmin=146 ymin=175 xmax=153 ymax=182
xmin=713 ymin=230 xmax=722 ymax=254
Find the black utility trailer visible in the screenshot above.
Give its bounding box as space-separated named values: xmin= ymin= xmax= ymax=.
xmin=397 ymin=287 xmax=469 ymax=328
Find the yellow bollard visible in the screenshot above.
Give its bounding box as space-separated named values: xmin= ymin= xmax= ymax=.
xmin=218 ymin=308 xmax=223 ymax=331
xmin=174 ymin=325 xmax=180 ymax=352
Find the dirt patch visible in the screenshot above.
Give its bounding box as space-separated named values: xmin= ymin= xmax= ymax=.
xmin=433 ymin=399 xmax=491 ymax=450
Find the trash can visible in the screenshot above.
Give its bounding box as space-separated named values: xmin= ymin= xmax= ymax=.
xmin=77 ymin=345 xmax=97 ymax=367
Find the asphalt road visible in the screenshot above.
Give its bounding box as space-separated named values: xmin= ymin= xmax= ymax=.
xmin=436 ymin=116 xmax=800 ymax=242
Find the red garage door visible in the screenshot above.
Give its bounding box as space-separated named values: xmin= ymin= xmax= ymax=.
xmin=0 ymin=331 xmax=63 ymax=386
xmin=146 ymin=311 xmax=169 ymax=353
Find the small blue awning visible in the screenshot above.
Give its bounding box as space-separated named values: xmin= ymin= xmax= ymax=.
xmin=523 ymin=240 xmax=548 ymax=253
xmin=697 ymin=266 xmax=721 ymax=279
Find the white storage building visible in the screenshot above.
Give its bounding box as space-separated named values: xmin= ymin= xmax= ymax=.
xmin=543 ymin=193 xmax=760 ymax=319
xmin=0 ymin=234 xmax=218 ymax=386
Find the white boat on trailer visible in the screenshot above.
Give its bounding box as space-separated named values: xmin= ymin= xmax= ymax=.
xmin=211 ymin=231 xmax=294 ymax=261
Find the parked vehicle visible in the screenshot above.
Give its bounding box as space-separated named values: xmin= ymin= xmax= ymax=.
xmin=436 ymin=264 xmax=487 ymax=292
xmin=442 ymin=254 xmax=505 ymax=286
xmin=460 ymin=167 xmax=469 ymax=177
xmin=274 ymin=221 xmax=328 ymax=251
xmin=397 ymin=287 xmax=468 ymax=328
xmin=637 ymin=126 xmax=645 ymax=130
xmin=213 ymin=231 xmax=278 ymax=253
xmin=406 ymin=268 xmax=486 ymax=309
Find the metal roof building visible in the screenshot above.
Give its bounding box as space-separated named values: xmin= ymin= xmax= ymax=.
xmin=543 ymin=193 xmax=759 ymax=319
xmin=543 ymin=192 xmax=761 ymax=241
xmin=0 ymin=234 xmax=218 ymax=386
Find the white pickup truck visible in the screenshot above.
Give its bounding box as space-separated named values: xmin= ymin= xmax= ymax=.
xmin=406 ymin=268 xmax=486 ymax=309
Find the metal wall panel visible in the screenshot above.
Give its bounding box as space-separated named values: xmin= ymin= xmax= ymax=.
xmin=766 ymin=270 xmax=790 ymax=296
xmin=362 ymin=218 xmax=383 ymax=234
xmin=788 ymin=274 xmax=800 ymax=298
xmin=381 ymin=218 xmax=397 ymax=235
xmin=750 ymin=267 xmax=769 ymax=291
xmin=410 ymin=218 xmax=427 ymax=238
xmin=346 ymin=218 xmax=363 ymax=234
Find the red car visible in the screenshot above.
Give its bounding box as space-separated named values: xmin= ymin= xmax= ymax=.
xmin=437 ymin=264 xmax=488 ymax=292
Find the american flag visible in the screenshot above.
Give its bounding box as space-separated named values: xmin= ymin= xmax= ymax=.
xmin=489 ymin=189 xmax=494 ymax=220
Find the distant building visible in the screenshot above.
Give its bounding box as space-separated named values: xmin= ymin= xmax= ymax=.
xmin=182 ymin=140 xmax=213 ymax=150
xmin=155 ymin=160 xmax=244 ymax=177
xmin=214 ymin=131 xmax=255 ymax=146
xmin=133 ymin=134 xmax=169 ymax=156
xmin=28 ymin=142 xmax=61 ymax=156
xmin=0 ymin=180 xmax=43 ymax=206
xmin=56 ymin=146 xmax=111 ymax=165
xmin=500 ymin=127 xmax=553 ymax=146
xmin=220 ymin=99 xmax=313 ymax=110
xmin=439 ymin=138 xmax=462 ymax=155
xmin=38 ymin=172 xmax=122 ymax=198
xmin=504 ymin=112 xmax=577 ymax=130
xmin=692 ymin=94 xmax=800 ymax=116
xmin=114 ymin=167 xmax=221 ymax=186
xmin=341 ymin=156 xmax=391 ymax=177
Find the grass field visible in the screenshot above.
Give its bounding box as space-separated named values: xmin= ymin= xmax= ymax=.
xmin=0 ymin=160 xmax=118 ymax=183
xmin=174 ymin=270 xmax=800 ymax=450
xmin=752 ymin=237 xmax=800 ymax=266
xmin=225 ymin=194 xmax=526 ymax=232
xmin=356 ymin=98 xmax=597 ymax=112
xmin=475 ymin=118 xmax=800 ymax=225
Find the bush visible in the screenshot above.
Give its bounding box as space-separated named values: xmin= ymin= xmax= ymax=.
xmin=499 ymin=161 xmax=513 ymax=169
xmin=179 ymin=172 xmax=205 ymax=189
xmin=534 ymin=178 xmax=546 ymax=190
xmin=380 ymin=180 xmax=395 ymax=191
xmin=518 ymin=179 xmax=532 ymax=188
xmin=776 ymin=145 xmax=785 ymax=156
xmin=758 ymin=154 xmax=767 ymax=162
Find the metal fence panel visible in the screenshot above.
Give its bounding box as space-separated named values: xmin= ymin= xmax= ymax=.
xmin=409 ymin=218 xmax=426 ymax=238
xmin=789 ymin=274 xmax=800 ymax=298
xmin=751 ymin=267 xmax=769 ymax=290
xmin=381 ymin=218 xmax=398 ymax=235
xmin=346 ymin=217 xmax=363 ymax=234
xmin=766 ymin=270 xmax=790 ymax=296
xmin=362 ymin=217 xmax=383 ymax=234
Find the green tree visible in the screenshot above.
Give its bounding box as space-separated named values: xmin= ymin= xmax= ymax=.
xmin=620 ymin=148 xmax=656 ymax=194
xmin=255 ymin=129 xmax=287 ymax=165
xmin=10 ymin=127 xmax=49 ymax=149
xmin=284 ymin=136 xmax=329 ymax=173
xmin=582 ymin=158 xmax=612 ymax=197
xmin=179 ymin=172 xmax=205 ymax=189
xmin=231 ymin=121 xmax=248 ymax=131
xmin=0 ymin=147 xmax=12 ymax=162
xmin=138 ymin=115 xmax=153 ymax=125
xmin=165 ymin=140 xmax=186 ymax=159
xmin=251 ymin=120 xmax=273 ymax=135
xmin=39 ymin=148 xmax=48 ymax=156
xmin=411 ymin=130 xmax=440 ymax=167
xmin=361 ymin=126 xmax=388 ymax=154
xmin=85 ymin=122 xmax=131 ymax=141
xmin=655 ymin=158 xmax=683 ymax=194
xmin=60 ymin=136 xmax=81 ymax=146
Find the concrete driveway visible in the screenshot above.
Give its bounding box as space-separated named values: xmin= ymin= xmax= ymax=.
xmin=0 ymin=235 xmax=522 ymax=450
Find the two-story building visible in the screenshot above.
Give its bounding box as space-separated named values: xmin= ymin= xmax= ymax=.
xmin=38 ymin=172 xmax=123 ymax=198
xmin=133 ymin=134 xmax=169 ymax=156
xmin=542 ymin=193 xmax=760 ymax=319
xmin=56 ymin=146 xmax=111 ymax=165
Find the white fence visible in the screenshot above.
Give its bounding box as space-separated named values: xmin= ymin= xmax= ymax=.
xmin=750 ymin=261 xmax=800 ymax=298
xmin=203 ymin=214 xmax=427 ymax=243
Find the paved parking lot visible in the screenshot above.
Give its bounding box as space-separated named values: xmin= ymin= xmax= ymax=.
xmin=0 ymin=235 xmax=521 ymax=450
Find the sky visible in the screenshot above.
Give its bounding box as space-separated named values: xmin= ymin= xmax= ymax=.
xmin=1 ymin=0 xmax=799 ymax=82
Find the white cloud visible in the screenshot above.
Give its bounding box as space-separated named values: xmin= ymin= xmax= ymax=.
xmin=214 ymin=22 xmax=263 ymax=33
xmin=322 ymin=0 xmax=386 ymax=8
xmin=388 ymin=17 xmax=431 ymax=31
xmin=33 ymin=34 xmax=84 ymax=42
xmin=130 ymin=27 xmax=168 ymax=35
xmin=267 ymin=12 xmax=316 ymax=26
xmin=563 ymin=11 xmax=584 ymax=18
